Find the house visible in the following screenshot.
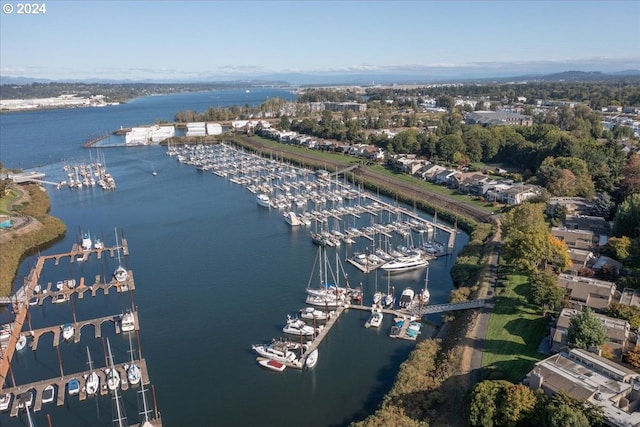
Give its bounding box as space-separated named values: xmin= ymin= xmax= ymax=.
xmin=566 ymin=248 xmax=596 ymax=271
xmin=418 ymin=164 xmax=447 ymax=181
xmin=526 ymin=349 xmax=640 ymax=427
xmin=433 ymin=169 xmax=459 ymax=186
xmin=503 ymin=184 xmax=542 ymax=205
xmin=549 ymin=308 xmax=631 ymax=358
xmin=547 ymin=197 xmax=593 ymax=216
xmin=556 ymin=274 xmax=616 ymax=310
xmin=551 ymin=227 xmax=598 ymax=250
xmin=564 ymin=215 xmax=611 ymax=236
xmin=455 ymin=173 xmax=493 ymax=196
xmin=592 ymin=256 xmax=623 ymax=276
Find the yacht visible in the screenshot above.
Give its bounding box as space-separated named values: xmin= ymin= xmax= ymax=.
xmin=282 ymin=315 xmax=315 ymax=336
xmin=398 ymin=288 xmax=415 ymax=309
xmin=284 ymin=211 xmax=302 ymax=226
xmin=257 ymin=357 xmax=286 ymax=372
xmin=120 ymin=310 xmax=135 ymax=332
xmin=0 ymin=393 xmax=11 ymax=412
xmin=127 ymin=334 xmax=141 ymax=386
xmin=81 ymin=232 xmax=92 ymax=251
xmin=252 ymin=341 xmax=298 ymax=364
xmin=85 ymin=347 xmax=100 ymax=396
xmin=366 ymin=308 xmax=384 ymax=328
xmin=256 ymin=193 xmax=270 ymax=208
xmin=94 ymin=238 xmax=104 ymax=250
xmin=305 ymin=349 xmax=319 ymax=369
xmin=380 ymin=255 xmax=429 ymax=273
xmin=113 ymin=265 xmax=128 ymax=283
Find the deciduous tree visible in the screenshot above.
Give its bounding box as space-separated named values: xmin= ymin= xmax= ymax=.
xmin=567 ymin=308 xmax=608 ymax=350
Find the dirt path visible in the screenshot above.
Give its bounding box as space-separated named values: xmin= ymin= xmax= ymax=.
xmin=0 ymin=185 xmax=42 ymax=244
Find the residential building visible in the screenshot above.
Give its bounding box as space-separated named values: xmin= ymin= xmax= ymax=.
xmin=550 ymin=308 xmax=631 ymax=358
xmin=556 ymin=274 xmax=616 ymax=310
xmin=547 ymin=197 xmax=594 ymax=216
xmin=551 ymin=227 xmax=598 ymax=250
xmin=526 ymin=349 xmax=640 ymax=427
xmin=465 ymin=111 xmax=533 ymax=127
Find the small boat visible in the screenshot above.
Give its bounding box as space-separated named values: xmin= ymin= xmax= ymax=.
xmin=55 ymin=280 xmax=64 ymax=291
xmin=120 ymin=309 xmax=135 ymax=332
xmin=256 ymin=193 xmax=270 ymax=208
xmin=284 ymin=211 xmax=302 ymax=226
xmin=53 ymin=293 xmax=67 ymax=304
xmin=41 ymin=385 xmax=55 ymax=404
xmin=16 ymin=335 xmax=27 ymax=351
xmin=366 ymin=308 xmax=384 ymax=329
xmin=372 ymin=291 xmax=383 ymax=306
xmin=152 ymin=171 xmax=157 ymax=176
xmin=305 ymin=349 xmax=319 ymax=369
xmin=61 ymin=323 xmax=74 ymax=341
xmin=28 ymin=296 xmax=39 ymax=306
xmin=85 ymin=347 xmax=100 ymax=396
xmin=94 ymin=238 xmax=104 ymax=250
xmin=257 ymin=357 xmax=286 ymax=372
xmin=419 ymin=267 xmax=431 ymax=306
xmin=17 ymin=391 xmax=33 ymax=409
xmin=299 ymin=307 xmax=333 ymax=321
xmin=0 ymin=393 xmax=11 ymax=412
xmin=67 ymin=378 xmax=80 ymax=396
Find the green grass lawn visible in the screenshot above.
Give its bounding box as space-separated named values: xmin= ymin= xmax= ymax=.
xmin=482 ymin=274 xmax=548 ymax=383
xmin=0 ymin=189 xmax=19 ymax=216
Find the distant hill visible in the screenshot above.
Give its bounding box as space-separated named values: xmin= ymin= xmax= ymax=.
xmin=534 ymin=70 xmax=640 ymax=82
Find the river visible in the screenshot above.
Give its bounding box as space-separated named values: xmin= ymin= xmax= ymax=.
xmin=0 ymin=89 xmax=468 ymax=427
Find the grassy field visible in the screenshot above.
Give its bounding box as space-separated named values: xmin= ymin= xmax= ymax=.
xmin=0 ymin=189 xmax=19 ymax=216
xmin=481 ymin=274 xmax=548 ymax=383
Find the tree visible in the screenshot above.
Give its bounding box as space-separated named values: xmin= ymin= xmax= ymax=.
xmin=602 ymin=303 xmax=640 ymax=330
xmin=567 ymin=308 xmax=608 ymax=350
xmin=591 ymin=192 xmax=613 ymax=218
xmin=544 ymin=392 xmax=605 ymax=427
xmin=279 ymin=114 xmax=291 ymax=131
xmin=466 ymin=380 xmax=510 ymax=427
xmin=619 ymin=153 xmax=640 ymax=198
xmin=613 ymin=193 xmax=640 ymax=238
xmin=499 ymin=384 xmax=537 ymax=426
xmin=546 ymin=235 xmax=571 ymax=272
xmin=605 ymin=236 xmax=632 ymax=260
xmin=501 ymin=203 xmax=551 ymax=273
xmin=529 ymin=271 xmax=565 ymax=314
xmin=623 ymin=345 xmax=640 ymax=368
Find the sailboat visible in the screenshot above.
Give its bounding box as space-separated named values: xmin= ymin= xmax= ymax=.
xmin=127 ymin=334 xmax=141 ymax=386
xmin=85 ymin=347 xmax=100 ymax=396
xmin=419 ymin=266 xmax=431 ymax=306
xmin=106 ymin=338 xmax=127 ymax=427
xmin=113 ymin=228 xmax=128 ymax=283
xmin=105 ymin=338 xmax=121 ymax=392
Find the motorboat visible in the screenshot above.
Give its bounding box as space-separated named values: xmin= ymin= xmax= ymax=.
xmin=61 ymin=323 xmax=74 ymax=341
xmin=256 ymin=193 xmax=270 ymax=208
xmin=0 ymin=393 xmax=11 ymax=412
xmin=28 ymin=296 xmax=39 ymax=306
xmin=380 ymin=255 xmax=429 ymax=273
xmin=16 ymin=335 xmax=27 ymax=351
xmin=94 ymin=237 xmax=104 ymax=250
xmin=53 ymin=293 xmax=67 ymax=304
xmin=85 ymin=347 xmax=100 ymax=396
xmin=366 ymin=308 xmax=384 ymax=329
xmin=284 ymin=211 xmax=302 ymax=226
xmin=81 ymin=232 xmax=92 ymax=251
xmin=257 ymin=357 xmax=286 ymax=372
xmin=67 ymin=378 xmax=80 ymax=396
xmin=120 ymin=310 xmax=135 ymax=332
xmin=282 ymin=315 xmax=315 ymax=336
xmin=299 ymin=307 xmax=332 ymax=321
xmin=398 ymin=288 xmax=415 ymax=309
xmin=305 ymin=349 xmax=319 ymax=369
xmin=55 ymin=280 xmax=64 ymax=291
xmin=41 ymin=385 xmax=55 ymax=404
xmin=252 ymin=341 xmax=298 ymax=364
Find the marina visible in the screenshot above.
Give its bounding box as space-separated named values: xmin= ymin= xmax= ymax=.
xmin=2 ymin=88 xmax=470 ymax=427
xmin=0 ymin=237 xmax=162 ymax=426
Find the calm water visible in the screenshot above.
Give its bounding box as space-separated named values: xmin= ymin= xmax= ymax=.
xmin=0 ymin=89 xmax=468 ymax=427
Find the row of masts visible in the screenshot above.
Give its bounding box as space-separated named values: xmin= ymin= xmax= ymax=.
xmin=58 ymin=151 xmax=116 ymax=190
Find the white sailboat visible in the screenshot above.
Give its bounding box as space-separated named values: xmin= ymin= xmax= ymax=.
xmin=419 ymin=266 xmax=431 ymax=306
xmin=127 ymin=334 xmax=141 ymax=386
xmin=85 ymin=347 xmax=100 ymax=396
xmin=113 ymin=228 xmax=128 ymax=283
xmin=106 ymin=338 xmax=127 ymax=427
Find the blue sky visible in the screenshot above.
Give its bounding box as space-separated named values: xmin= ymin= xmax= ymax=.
xmin=1 ymin=0 xmax=639 ymax=81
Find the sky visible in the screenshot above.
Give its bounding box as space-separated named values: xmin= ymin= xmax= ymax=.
xmin=0 ymin=0 xmax=639 ymax=82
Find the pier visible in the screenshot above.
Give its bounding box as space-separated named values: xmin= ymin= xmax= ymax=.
xmin=0 ymin=239 xmax=162 ymax=425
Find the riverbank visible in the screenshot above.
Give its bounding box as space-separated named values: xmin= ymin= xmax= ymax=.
xmin=0 ymin=184 xmax=66 ymax=296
